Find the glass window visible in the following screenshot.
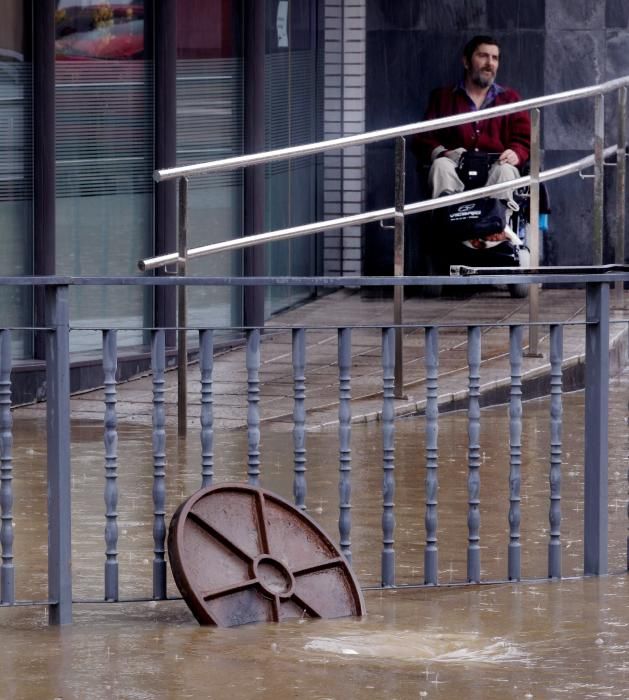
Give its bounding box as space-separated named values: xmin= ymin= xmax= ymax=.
xmin=55 ymin=1 xmax=152 ymax=352
xmin=177 ymin=0 xmax=244 ymax=328
xmin=265 ymin=0 xmax=320 ymax=315
xmin=0 ymin=0 xmax=32 ymax=358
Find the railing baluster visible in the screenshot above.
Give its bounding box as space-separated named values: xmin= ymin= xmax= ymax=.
xmin=508 ymin=325 xmax=523 ymax=581
xmin=199 ymin=329 xmax=214 ymax=488
xmin=103 ymin=330 xmax=119 ymax=601
xmin=292 ymin=328 xmax=307 ymax=509
xmin=467 ymin=326 xmax=482 ymax=583
xmin=0 ymin=330 xmax=14 ymax=604
xmin=338 ymin=328 xmax=352 ymax=564
xmin=381 ymin=327 xmax=396 ymax=587
xmin=247 ymin=329 xmax=261 ymax=486
xmin=424 ymin=326 xmax=439 ymax=585
xmin=584 ymin=282 xmax=610 ymax=576
xmin=151 ymin=330 xmax=167 ymax=599
xmin=548 ymin=324 xmax=563 ymax=579
xmin=46 ymin=285 xmax=73 ymax=625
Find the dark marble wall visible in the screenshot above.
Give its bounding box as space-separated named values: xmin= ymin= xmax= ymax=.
xmin=364 ymin=0 xmax=629 ymax=273
xmin=544 ymin=0 xmax=629 ymax=266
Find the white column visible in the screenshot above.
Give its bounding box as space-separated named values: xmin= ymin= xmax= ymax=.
xmin=323 ymin=0 xmax=366 ymax=278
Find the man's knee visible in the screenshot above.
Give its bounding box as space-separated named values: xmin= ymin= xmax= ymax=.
xmin=430 ymin=157 xmax=458 ymax=178
xmin=488 ymin=162 xmax=520 ymax=184
xmin=429 ymin=157 xmax=463 ymax=196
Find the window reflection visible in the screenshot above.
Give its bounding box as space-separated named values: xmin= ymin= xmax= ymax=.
xmin=55 ymin=1 xmax=145 ymax=59
xmin=0 ymin=0 xmax=31 ymax=358
xmin=265 ymin=0 xmax=319 ymax=314
xmin=177 ymin=0 xmax=240 ymax=59
xmin=54 ymin=1 xmax=151 ymax=350
xmin=0 ymin=0 xmax=25 ymax=61
xmin=176 ymin=0 xmax=244 ymax=327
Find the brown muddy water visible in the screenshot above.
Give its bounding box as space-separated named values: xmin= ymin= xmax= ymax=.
xmin=0 ymin=369 xmax=627 ymax=699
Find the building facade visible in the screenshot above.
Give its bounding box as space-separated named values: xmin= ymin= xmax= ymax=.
xmin=1 ymin=0 xmax=366 ymax=366
xmin=2 ymin=0 xmax=628 ymax=379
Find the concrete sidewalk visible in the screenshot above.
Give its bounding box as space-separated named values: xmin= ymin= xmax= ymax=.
xmin=19 ymin=287 xmax=628 ymax=430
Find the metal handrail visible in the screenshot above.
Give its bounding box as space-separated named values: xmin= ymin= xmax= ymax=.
xmin=139 ymin=145 xmax=619 ymax=271
xmin=140 ymin=73 xmax=629 ymax=433
xmin=153 ymin=75 xmax=629 ymax=182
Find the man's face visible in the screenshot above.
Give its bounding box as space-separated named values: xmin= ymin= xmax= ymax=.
xmin=464 ymin=43 xmax=500 ymax=88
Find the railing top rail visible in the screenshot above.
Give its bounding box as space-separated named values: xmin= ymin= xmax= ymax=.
xmin=154 ymin=75 xmax=629 ymax=182
xmin=1 ymin=269 xmax=628 ymax=288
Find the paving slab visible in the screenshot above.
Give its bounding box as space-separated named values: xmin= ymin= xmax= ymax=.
xmin=16 ymin=287 xmax=628 ymax=430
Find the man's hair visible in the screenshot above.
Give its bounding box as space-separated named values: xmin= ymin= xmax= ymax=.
xmin=462 ymin=35 xmax=500 ymax=63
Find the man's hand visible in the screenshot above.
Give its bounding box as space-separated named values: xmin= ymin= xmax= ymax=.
xmin=498 ymin=149 xmax=520 ymax=166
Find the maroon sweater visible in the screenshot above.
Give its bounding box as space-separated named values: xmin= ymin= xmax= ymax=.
xmin=412 ymin=84 xmax=531 ymax=166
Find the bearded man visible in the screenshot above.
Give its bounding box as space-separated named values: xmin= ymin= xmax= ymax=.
xmin=413 ymin=35 xmax=530 ymax=204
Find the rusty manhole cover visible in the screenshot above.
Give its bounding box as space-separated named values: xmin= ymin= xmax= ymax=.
xmin=168 ymin=483 xmax=365 ymax=627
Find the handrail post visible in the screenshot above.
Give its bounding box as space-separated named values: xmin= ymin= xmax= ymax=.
xmin=393 ymin=136 xmax=406 ymax=398
xmin=615 ymin=87 xmax=627 ymax=309
xmin=527 ymin=108 xmax=542 ymax=357
xmin=0 ymin=330 xmax=14 ymax=604
xmin=45 ymin=284 xmax=72 ymax=624
xmin=593 ymin=93 xmax=605 ymax=266
xmin=584 ymin=281 xmax=609 ymax=575
xmin=178 ymin=177 xmax=189 ymax=438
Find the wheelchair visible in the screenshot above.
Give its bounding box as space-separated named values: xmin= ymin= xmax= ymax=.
xmin=417 ymin=152 xmax=550 ymax=298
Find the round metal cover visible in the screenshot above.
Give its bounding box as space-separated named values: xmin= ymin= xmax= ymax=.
xmin=168 ymin=483 xmax=365 ymax=627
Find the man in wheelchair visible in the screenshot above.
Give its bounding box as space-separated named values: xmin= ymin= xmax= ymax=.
xmin=412 ymin=34 xmax=531 ymax=253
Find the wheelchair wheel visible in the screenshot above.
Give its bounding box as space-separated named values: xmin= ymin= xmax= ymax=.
xmin=509 ymin=246 xmax=530 ymax=299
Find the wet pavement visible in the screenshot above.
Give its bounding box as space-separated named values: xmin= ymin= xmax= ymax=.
xmin=18 ymin=286 xmax=629 ymax=429
xmin=2 ymin=288 xmax=628 ymax=699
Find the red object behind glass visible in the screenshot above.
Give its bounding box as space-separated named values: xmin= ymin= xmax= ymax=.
xmin=55 ymin=2 xmax=145 ymax=60
xmin=177 ymin=0 xmax=236 ymax=59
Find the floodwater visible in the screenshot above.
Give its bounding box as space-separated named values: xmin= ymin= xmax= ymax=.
xmin=1 ymin=576 xmax=628 ymax=700
xmin=0 ymin=369 xmax=627 ymax=699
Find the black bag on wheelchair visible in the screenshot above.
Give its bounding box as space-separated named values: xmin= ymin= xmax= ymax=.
xmin=438 ymin=197 xmax=507 ymax=242
xmin=456 ymin=151 xmax=498 ymax=190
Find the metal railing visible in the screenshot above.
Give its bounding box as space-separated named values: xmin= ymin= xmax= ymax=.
xmin=141 ymin=78 xmax=629 ymax=269
xmin=0 ymin=274 xmax=627 ymax=626
xmin=140 ymin=75 xmax=629 ymax=428
xmin=1 ymin=77 xmax=628 ymax=627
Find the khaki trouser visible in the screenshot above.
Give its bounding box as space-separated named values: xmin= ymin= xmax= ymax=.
xmin=429 ymin=156 xmax=520 ymax=203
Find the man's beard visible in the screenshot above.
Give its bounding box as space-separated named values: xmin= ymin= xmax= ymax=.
xmin=470 ymin=68 xmax=495 ymax=88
